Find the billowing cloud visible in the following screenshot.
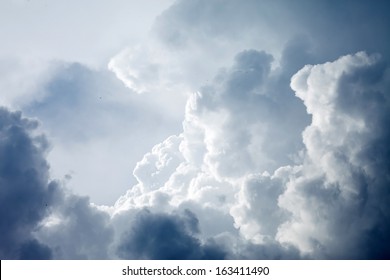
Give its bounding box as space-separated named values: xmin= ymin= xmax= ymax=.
xmin=153 ymin=0 xmax=390 ymax=58
xmin=116 ymin=209 xmax=226 ymax=260
xmin=109 ymin=0 xmax=390 ymax=98
xmin=277 ymin=52 xmax=390 ymax=259
xmin=113 ymin=50 xmax=390 ymax=259
xmin=182 ymin=49 xmax=309 ymax=179
xmin=36 ymin=194 xmax=114 ymax=259
xmin=0 ymin=107 xmax=58 ymax=259
xmin=0 ymin=107 xmax=112 ymax=259
xmin=2 ymin=49 xmax=389 ymax=259
xmin=1 ymin=0 xmax=390 ymax=260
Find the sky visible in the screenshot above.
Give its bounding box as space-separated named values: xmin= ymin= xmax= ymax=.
xmin=0 ymin=0 xmax=390 ymax=260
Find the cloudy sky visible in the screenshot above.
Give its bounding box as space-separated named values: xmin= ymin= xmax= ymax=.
xmin=1 ymin=0 xmax=390 ymax=260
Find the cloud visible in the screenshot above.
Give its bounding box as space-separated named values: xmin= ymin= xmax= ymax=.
xmin=0 ymin=107 xmax=59 ymax=259
xmin=109 ymin=0 xmax=390 ymax=99
xmin=133 ymin=135 xmax=185 ymax=193
xmin=112 ymin=47 xmax=310 ymax=259
xmin=3 ymin=49 xmax=389 ymax=260
xmin=0 ymin=106 xmax=227 ymax=260
xmin=113 ymin=50 xmax=390 ymax=260
xmin=277 ymin=52 xmax=390 ymax=259
xmin=230 ymin=170 xmax=290 ymax=244
xmin=23 ymin=62 xmax=183 ymax=204
xmin=36 ymin=194 xmax=114 ymax=259
xmin=181 ymin=49 xmax=309 ymax=180
xmin=116 ymin=209 xmax=226 ymax=259
xmin=0 ymin=58 xmax=59 ymax=109
xmin=18 ymin=239 xmax=53 ymax=260
xmin=153 ymin=0 xmax=390 ymax=59
xmin=2 ymin=0 xmax=390 ymax=260
xmin=0 ymin=107 xmax=113 ymax=260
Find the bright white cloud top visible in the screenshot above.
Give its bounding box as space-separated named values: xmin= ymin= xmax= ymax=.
xmin=0 ymin=0 xmax=389 ymax=259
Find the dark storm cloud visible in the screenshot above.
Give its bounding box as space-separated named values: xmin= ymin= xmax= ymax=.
xmin=116 ymin=209 xmax=226 ymax=260
xmin=19 ymin=239 xmax=53 ymax=260
xmin=0 ymin=107 xmax=59 ymax=259
xmin=235 ymin=241 xmax=302 ymax=260
xmin=154 ymin=0 xmax=390 ymax=60
xmin=36 ymin=194 xmax=114 ymax=259
xmin=0 ymin=107 xmax=114 ymax=259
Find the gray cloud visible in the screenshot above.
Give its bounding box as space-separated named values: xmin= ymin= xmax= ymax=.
xmin=154 ymin=0 xmax=390 ymax=59
xmin=36 ymin=194 xmax=114 ymax=259
xmin=116 ymin=209 xmax=226 ymax=259
xmin=2 ymin=0 xmax=390 ymax=260
xmin=115 ymin=50 xmax=390 ymax=259
xmin=0 ymin=107 xmax=59 ymax=259
xmin=110 ymin=0 xmax=390 ymax=99
xmin=24 ymin=62 xmax=183 ymax=204
xmin=5 ymin=50 xmax=389 ymax=260
xmin=278 ymin=52 xmax=390 ymax=259
xmin=0 ymin=107 xmax=114 ymax=260
xmin=184 ymin=49 xmax=309 ymax=178
xmin=19 ymin=239 xmax=53 ymax=260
